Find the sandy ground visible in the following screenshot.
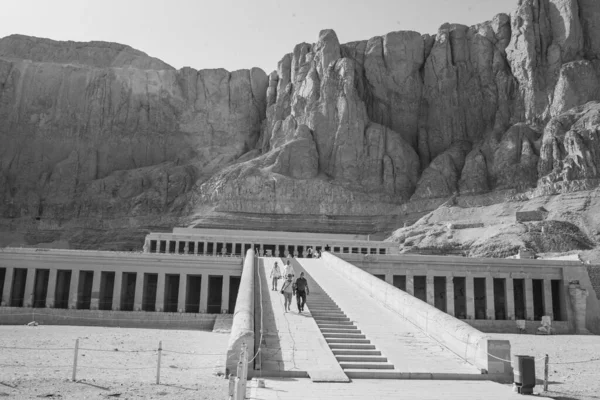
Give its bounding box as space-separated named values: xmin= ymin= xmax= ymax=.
xmin=490 ymin=333 xmax=600 ymax=400
xmin=0 ymin=325 xmax=230 ymax=399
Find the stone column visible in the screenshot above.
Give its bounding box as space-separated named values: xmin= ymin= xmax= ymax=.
xmin=543 ymin=279 xmax=553 ymax=320
xmin=178 ymin=273 xmax=187 ymax=312
xmin=143 ymin=239 xmax=150 ymax=253
xmin=406 ymin=273 xmax=414 ymax=296
xmin=568 ymin=282 xmax=589 ymax=334
xmin=194 ymin=242 xmax=199 ymax=255
xmin=385 ymin=273 xmax=393 ymax=285
xmin=199 ymin=274 xmax=209 ymax=313
xmin=45 ymin=269 xmax=57 ymax=308
xmin=293 ymin=245 xmax=298 ymax=257
xmin=184 ymin=242 xmax=189 ymax=255
xmin=486 ymin=276 xmax=495 ymax=320
xmin=68 ymin=270 xmax=80 ymax=309
xmin=202 ymin=241 xmax=207 ymax=255
xmin=90 ymin=271 xmax=102 ymax=310
xmin=466 ymin=276 xmax=475 ymax=319
xmin=505 ymin=278 xmax=515 ymax=320
xmin=525 ymin=278 xmax=534 ymax=320
xmin=1 ymin=268 xmax=14 ymax=306
xmin=221 ymin=274 xmax=230 ymax=313
xmin=213 ymin=242 xmax=218 ymax=256
xmin=426 ymin=275 xmax=435 ymax=306
xmin=259 ymin=244 xmax=264 ymax=257
xmin=155 ymin=273 xmax=165 ymax=312
xmin=133 ymin=273 xmax=144 ymax=311
xmin=446 ymin=276 xmax=455 ymax=317
xmin=112 ymin=272 xmax=123 ymax=311
xmin=23 ymin=268 xmax=36 ymax=308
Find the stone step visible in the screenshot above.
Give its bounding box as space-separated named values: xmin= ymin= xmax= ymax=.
xmin=318 ymin=324 xmax=357 ymax=330
xmin=335 ymin=355 xmax=388 ymax=363
xmin=326 ymin=338 xmax=371 ymax=344
xmin=308 ymin=306 xmax=341 ymax=311
xmin=311 ymin=312 xmax=347 ymax=317
xmin=328 ymin=343 xmax=376 ymax=350
xmin=332 ymin=349 xmax=381 ymax=356
xmin=340 ymin=362 xmax=394 ymax=370
xmin=316 ymin=320 xmax=354 ymax=326
xmin=320 ymin=328 xmax=361 ymax=334
xmin=344 ymin=369 xmax=405 ymax=379
xmin=323 ymin=333 xmax=366 ymax=339
xmin=314 ymin=316 xmax=350 ymax=322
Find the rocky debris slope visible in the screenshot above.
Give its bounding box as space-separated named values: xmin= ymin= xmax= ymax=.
xmin=4 ymin=0 xmax=600 ymax=250
xmin=387 ymin=188 xmax=600 ymax=260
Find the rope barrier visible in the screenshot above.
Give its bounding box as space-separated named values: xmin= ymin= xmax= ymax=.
xmin=549 ymin=357 xmax=600 ymax=365
xmin=162 ymin=350 xmax=222 ymax=356
xmin=79 ymin=347 xmax=156 ymax=353
xmin=0 ymin=346 xmax=71 ymax=351
xmin=0 ymin=311 xmax=212 ymax=323
xmin=0 ymin=364 xmax=71 ymax=369
xmin=0 ymin=345 xmax=222 ymax=356
xmin=486 ymin=353 xmax=600 ymax=365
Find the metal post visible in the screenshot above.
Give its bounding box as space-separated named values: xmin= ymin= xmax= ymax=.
xmin=156 ymin=341 xmax=162 ymax=385
xmin=241 ymin=344 xmax=248 ymax=398
xmin=235 ymin=360 xmax=244 ymax=400
xmin=544 ymin=354 xmax=549 ymax=391
xmin=228 ymin=375 xmax=236 ymax=400
xmin=72 ymin=338 xmax=79 ymax=382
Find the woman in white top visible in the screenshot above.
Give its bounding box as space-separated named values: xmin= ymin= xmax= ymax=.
xmin=283 ymin=261 xmax=295 ymax=281
xmin=270 ymin=262 xmax=281 ymax=291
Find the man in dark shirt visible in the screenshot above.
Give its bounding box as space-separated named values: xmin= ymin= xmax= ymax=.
xmin=293 ymin=272 xmax=310 ymax=313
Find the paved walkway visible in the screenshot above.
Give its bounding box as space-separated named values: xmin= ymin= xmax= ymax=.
xmin=296 ymin=258 xmax=480 ymax=376
xmin=247 ymin=378 xmax=551 ymax=399
xmin=256 ymin=258 xmax=348 ymax=381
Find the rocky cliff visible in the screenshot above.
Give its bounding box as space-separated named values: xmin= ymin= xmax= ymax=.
xmin=3 ymin=0 xmax=600 ymax=252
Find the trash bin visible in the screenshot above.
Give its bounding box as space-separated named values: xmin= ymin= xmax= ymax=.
xmin=513 ymin=355 xmax=536 ymax=394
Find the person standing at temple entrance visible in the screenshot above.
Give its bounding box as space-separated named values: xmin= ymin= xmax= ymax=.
xmin=294 ymin=272 xmax=309 ymax=313
xmin=270 ymin=261 xmax=281 ymax=291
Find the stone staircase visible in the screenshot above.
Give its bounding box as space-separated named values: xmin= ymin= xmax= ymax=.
xmin=292 ymin=261 xmax=400 ymax=379
xmin=308 ymin=291 xmax=401 ymax=379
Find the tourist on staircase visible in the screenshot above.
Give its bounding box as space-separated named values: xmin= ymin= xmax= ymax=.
xmin=270 ymin=261 xmax=281 ymax=291
xmin=293 ymin=272 xmax=310 ymax=313
xmin=283 ymin=260 xmax=295 ymax=280
xmin=280 ymin=275 xmax=294 ymax=313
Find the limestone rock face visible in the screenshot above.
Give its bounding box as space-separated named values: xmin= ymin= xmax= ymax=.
xmin=0 ymin=35 xmax=268 ymax=246
xmin=491 ymin=123 xmax=540 ymax=190
xmin=550 ymin=60 xmax=600 ymax=117
xmin=269 ymin=124 xmax=319 ymax=179
xmin=506 ymin=0 xmax=584 ymax=122
xmin=412 ymin=141 xmax=472 ymax=200
xmin=538 ymin=101 xmax=600 ymax=183
xmin=0 ymin=34 xmax=173 ymax=70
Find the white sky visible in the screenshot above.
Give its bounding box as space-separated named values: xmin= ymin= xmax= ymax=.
xmin=1 ymin=0 xmax=517 ymax=73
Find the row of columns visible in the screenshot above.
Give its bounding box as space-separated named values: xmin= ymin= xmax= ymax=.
xmin=384 ymin=273 xmax=558 ymax=321
xmin=1 ymin=267 xmax=234 ymax=314
xmin=145 ymin=239 xmax=389 ymax=256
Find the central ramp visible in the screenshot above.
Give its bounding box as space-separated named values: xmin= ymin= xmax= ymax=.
xmin=256 ymin=258 xmax=349 ymax=382
xmin=295 ymin=258 xmax=482 ymax=379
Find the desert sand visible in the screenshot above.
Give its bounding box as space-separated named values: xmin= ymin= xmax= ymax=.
xmin=0 ymin=325 xmax=230 ymax=399
xmin=1 ymin=325 xmax=599 ymax=399
xmin=491 ymin=333 xmax=600 ymax=400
